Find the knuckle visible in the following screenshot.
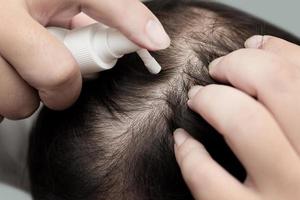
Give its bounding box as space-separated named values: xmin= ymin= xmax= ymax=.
xmin=177 ymin=138 xmax=204 ymax=169
xmin=194 ymin=84 xmax=222 ymax=107
xmin=178 ymin=143 xmax=212 ymax=184
xmin=220 ymin=49 xmax=249 ymax=73
xmin=264 ymin=58 xmax=300 ymax=90
xmin=223 ymin=49 xmax=248 ymax=64
xmin=4 ymin=100 xmax=39 ymax=120
xmin=226 ymin=101 xmax=265 ymax=137
xmin=44 ymin=59 xmax=79 ymax=89
xmin=183 ymin=162 xmax=209 ymax=186
xmin=177 ymin=139 xmax=197 ymax=165
xmin=14 ymin=105 xmax=38 ymax=119
xmin=190 ymin=161 xmax=214 ymax=186
xmin=0 ymin=85 xmax=40 ymax=120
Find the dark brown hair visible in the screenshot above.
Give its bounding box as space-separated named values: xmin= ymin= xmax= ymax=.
xmin=28 ymin=1 xmax=300 ymax=200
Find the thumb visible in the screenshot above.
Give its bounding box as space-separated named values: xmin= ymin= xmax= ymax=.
xmin=80 ymin=0 xmax=170 ymax=50
xmin=174 ymin=129 xmax=252 ymax=200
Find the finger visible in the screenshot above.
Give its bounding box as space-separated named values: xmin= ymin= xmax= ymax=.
xmin=244 ymin=176 xmax=255 ymax=188
xmin=208 ymin=49 xmax=300 ymax=153
xmin=70 ymin=12 xmax=97 ymax=28
xmin=245 ymin=35 xmax=300 ymax=67
xmin=174 ymin=129 xmax=255 ymax=200
xmin=187 ymin=85 xmax=300 ymax=188
xmin=0 ymin=6 xmax=82 ymax=110
xmin=80 ymin=0 xmax=170 ymax=50
xmin=0 ymin=56 xmax=39 ymax=119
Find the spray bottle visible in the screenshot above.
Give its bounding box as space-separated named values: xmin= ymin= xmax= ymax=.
xmin=47 ymin=24 xmax=162 ymax=75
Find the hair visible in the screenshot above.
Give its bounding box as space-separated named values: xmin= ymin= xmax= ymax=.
xmin=28 ymin=1 xmax=300 ymax=200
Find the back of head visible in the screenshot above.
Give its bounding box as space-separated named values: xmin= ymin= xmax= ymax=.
xmin=28 ymin=1 xmax=299 ymax=200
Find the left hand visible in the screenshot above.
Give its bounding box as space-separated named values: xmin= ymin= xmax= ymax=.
xmin=174 ymin=36 xmax=300 ymax=200
xmin=0 ymin=0 xmax=170 ymax=121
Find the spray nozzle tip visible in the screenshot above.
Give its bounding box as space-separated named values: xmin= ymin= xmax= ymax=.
xmin=137 ymin=49 xmax=161 ymax=74
xmin=145 ymin=59 xmax=162 ymax=74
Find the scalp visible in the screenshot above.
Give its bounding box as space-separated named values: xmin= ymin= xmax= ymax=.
xmin=28 ymin=1 xmax=300 ymax=200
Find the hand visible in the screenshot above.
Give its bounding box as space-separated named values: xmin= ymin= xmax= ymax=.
xmin=0 ymin=0 xmax=170 ymax=121
xmin=174 ymin=36 xmax=300 ymax=200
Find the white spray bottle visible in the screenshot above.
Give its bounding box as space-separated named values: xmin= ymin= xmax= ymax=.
xmin=47 ymin=24 xmax=162 ymax=75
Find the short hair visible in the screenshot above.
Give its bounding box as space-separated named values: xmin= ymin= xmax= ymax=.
xmin=28 ymin=1 xmax=300 ymax=200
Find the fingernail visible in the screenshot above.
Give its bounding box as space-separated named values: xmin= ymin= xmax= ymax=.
xmin=146 ymin=19 xmax=171 ymax=49
xmin=208 ymin=57 xmax=223 ymax=74
xmin=244 ymin=35 xmax=264 ymax=48
xmin=188 ymin=85 xmax=203 ymax=99
xmin=187 ymin=99 xmax=192 ymax=107
xmin=174 ymin=128 xmax=189 ymax=147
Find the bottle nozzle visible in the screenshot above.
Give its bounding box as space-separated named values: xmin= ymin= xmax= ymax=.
xmin=137 ymin=49 xmax=161 ymax=74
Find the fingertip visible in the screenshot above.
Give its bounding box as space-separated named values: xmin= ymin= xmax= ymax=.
xmin=39 ymin=71 xmax=82 ymax=110
xmin=244 ymin=35 xmax=274 ymax=49
xmin=174 ymin=128 xmax=189 ymax=147
xmin=145 ymin=19 xmax=171 ymax=50
xmin=187 ymin=85 xmax=203 ymax=112
xmin=208 ymin=56 xmax=223 ymax=76
xmin=188 ymin=85 xmax=203 ymax=100
xmin=173 ymin=128 xmax=206 ymax=163
xmin=187 ymin=99 xmax=193 ymax=108
xmin=82 ymin=0 xmax=170 ymax=51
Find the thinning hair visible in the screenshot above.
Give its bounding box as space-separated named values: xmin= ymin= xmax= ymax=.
xmin=28 ymin=1 xmax=300 ymax=200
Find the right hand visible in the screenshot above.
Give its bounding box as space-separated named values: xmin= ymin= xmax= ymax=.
xmin=173 ymin=36 xmax=300 ymax=200
xmin=0 ymin=0 xmax=170 ymax=122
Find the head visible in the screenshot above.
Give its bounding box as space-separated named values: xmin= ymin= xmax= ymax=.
xmin=29 ymin=1 xmax=300 ymax=200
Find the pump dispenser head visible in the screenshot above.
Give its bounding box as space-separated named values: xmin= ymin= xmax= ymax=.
xmin=47 ymin=24 xmax=162 ymax=75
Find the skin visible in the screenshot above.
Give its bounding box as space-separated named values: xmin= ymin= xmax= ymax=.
xmin=174 ymin=35 xmax=300 ymax=200
xmin=0 ymin=0 xmax=170 ymax=120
